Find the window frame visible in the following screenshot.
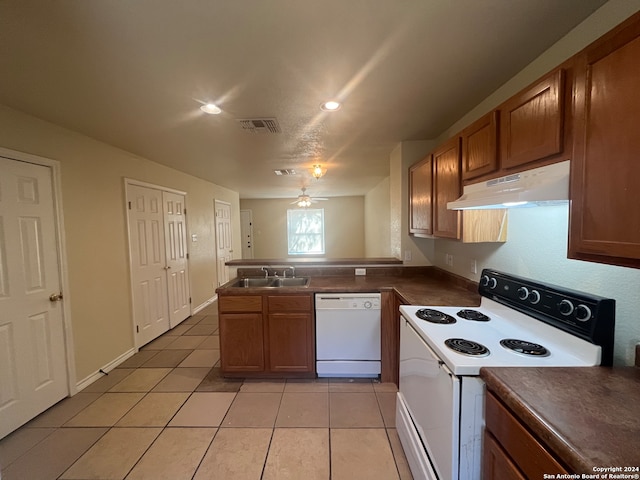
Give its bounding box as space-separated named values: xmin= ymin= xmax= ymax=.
xmin=286 ymin=208 xmax=325 ymax=255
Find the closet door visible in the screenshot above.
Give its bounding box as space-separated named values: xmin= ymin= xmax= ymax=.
xmin=128 ymin=184 xmax=170 ymax=346
xmin=163 ymin=191 xmax=190 ymax=328
xmin=215 ymin=200 xmax=233 ymax=286
xmin=0 ymin=156 xmax=69 ymax=438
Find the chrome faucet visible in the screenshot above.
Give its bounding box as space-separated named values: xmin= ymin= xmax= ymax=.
xmin=283 ymin=266 xmax=295 ymax=278
xmin=261 ymin=266 xmax=270 ymax=278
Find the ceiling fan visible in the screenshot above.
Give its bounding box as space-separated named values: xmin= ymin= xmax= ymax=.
xmin=290 ymin=187 xmax=328 ymax=208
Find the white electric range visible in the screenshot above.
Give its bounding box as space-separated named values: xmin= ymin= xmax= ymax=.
xmin=396 ymin=269 xmax=615 ymax=480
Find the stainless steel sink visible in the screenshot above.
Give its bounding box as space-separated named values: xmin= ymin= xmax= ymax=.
xmin=231 ymin=278 xmax=273 ymax=288
xmin=270 ymin=277 xmax=310 ymax=287
xmin=229 ymin=277 xmax=310 ymax=288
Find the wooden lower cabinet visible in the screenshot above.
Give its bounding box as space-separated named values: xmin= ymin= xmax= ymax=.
xmin=219 ymin=293 xmax=314 ymax=377
xmin=483 ymin=391 xmax=568 ymax=478
xmin=219 ymin=313 xmax=264 ymax=373
xmin=267 ymin=313 xmax=313 ymax=372
xmin=483 ymin=430 xmax=526 ymax=480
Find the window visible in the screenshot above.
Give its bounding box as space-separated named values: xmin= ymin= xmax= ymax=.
xmin=287 ymin=208 xmax=325 ymax=255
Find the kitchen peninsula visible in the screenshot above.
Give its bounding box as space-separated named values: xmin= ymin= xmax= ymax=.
xmin=216 ymin=265 xmax=481 ymax=383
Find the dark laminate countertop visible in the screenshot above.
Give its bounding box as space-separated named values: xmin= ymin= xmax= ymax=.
xmin=217 ymin=272 xmax=481 ymax=307
xmin=481 ymin=367 xmax=640 ymax=473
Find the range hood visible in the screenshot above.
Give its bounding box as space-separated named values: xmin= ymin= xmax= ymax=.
xmin=448 ymin=160 xmax=570 ymax=210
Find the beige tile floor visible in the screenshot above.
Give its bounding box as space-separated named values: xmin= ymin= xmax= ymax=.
xmin=0 ymin=302 xmax=413 ymax=480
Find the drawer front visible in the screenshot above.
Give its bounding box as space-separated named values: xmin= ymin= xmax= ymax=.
xmin=267 ymin=295 xmax=311 ymax=312
xmin=219 ymin=295 xmax=263 ymax=312
xmin=485 ymin=391 xmax=568 ymax=478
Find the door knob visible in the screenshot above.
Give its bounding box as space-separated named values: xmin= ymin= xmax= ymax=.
xmin=49 ymin=292 xmax=63 ymax=302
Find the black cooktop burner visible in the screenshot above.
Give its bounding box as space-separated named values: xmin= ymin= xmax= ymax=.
xmin=500 ymin=339 xmax=550 ymax=357
xmin=444 ymin=338 xmax=490 ymax=357
xmin=415 ymin=308 xmax=456 ymax=324
xmin=457 ymin=309 xmax=491 ymax=322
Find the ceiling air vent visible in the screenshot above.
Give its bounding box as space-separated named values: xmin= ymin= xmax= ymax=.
xmin=274 ymin=169 xmax=297 ymax=176
xmin=236 ymin=117 xmax=281 ymax=133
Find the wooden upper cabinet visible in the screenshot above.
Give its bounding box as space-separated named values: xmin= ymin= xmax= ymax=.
xmin=409 ymin=155 xmax=433 ymax=237
xmin=462 ymin=111 xmax=498 ymax=180
xmin=500 ymin=69 xmax=565 ymax=169
xmin=433 ymin=137 xmax=461 ymax=239
xmin=569 ymin=12 xmax=640 ymax=269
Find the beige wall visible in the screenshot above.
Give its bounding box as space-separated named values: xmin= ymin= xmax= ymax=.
xmin=240 ymin=196 xmax=365 ymax=258
xmin=364 ymin=177 xmax=391 ymax=257
xmin=0 ymin=105 xmax=241 ymax=382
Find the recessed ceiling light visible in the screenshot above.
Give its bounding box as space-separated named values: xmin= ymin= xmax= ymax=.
xmin=200 ymin=103 xmax=222 ymax=114
xmin=320 ymin=100 xmax=341 ymax=111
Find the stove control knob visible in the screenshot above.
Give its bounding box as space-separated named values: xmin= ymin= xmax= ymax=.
xmin=480 ymin=275 xmax=490 ymax=287
xmin=517 ymin=287 xmax=529 ymax=300
xmin=575 ymin=304 xmax=592 ymax=322
xmin=488 ymin=277 xmax=497 ymax=289
xmin=558 ymin=299 xmax=574 ymax=316
xmin=528 ymin=290 xmax=541 ymax=304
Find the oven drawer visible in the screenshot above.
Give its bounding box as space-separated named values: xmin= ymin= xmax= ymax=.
xmin=484 ymin=391 xmax=568 ymax=477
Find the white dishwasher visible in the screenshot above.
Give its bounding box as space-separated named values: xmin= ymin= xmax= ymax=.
xmin=315 ymin=293 xmax=381 ymax=377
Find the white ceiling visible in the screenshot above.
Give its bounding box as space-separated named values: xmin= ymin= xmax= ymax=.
xmin=0 ymin=0 xmax=607 ymax=200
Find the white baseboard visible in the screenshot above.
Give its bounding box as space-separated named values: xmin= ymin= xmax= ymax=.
xmin=75 ymin=347 xmax=137 ymax=392
xmin=193 ymin=294 xmax=217 ymax=314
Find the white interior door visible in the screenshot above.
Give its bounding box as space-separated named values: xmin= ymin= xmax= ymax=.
xmin=215 ymin=200 xmax=233 ymax=286
xmin=163 ymin=191 xmax=190 ymax=328
xmin=0 ymin=157 xmax=69 ymax=439
xmin=127 ymin=184 xmax=170 ymax=346
xmin=240 ymin=209 xmax=253 ymax=259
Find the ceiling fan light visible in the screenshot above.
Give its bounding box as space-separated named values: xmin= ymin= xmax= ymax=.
xmin=200 ymin=103 xmax=222 ymax=114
